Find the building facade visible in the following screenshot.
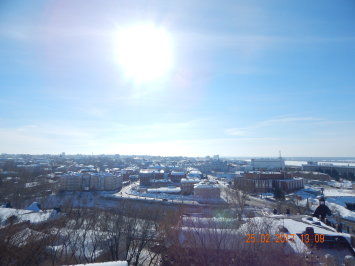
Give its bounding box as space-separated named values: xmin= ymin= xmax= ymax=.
xmin=302 ymin=162 xmax=355 ymax=175
xmin=194 ymin=181 xmax=221 ymax=201
xmin=169 ymin=172 xmax=186 ymax=183
xmin=235 ymin=171 xmax=304 ymax=193
xmin=251 ymin=157 xmax=285 ymax=171
xmin=139 ymin=169 xmax=165 ymax=186
xmin=60 ymin=172 xmax=122 ymax=191
xmin=180 ymin=178 xmax=201 ymax=195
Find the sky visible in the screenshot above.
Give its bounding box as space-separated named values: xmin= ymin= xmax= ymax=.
xmin=0 ymin=0 xmax=355 ymax=157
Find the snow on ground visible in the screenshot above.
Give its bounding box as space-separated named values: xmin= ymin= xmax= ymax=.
xmin=324 ymin=189 xmax=354 ymax=197
xmin=147 ymin=187 xmax=181 ymax=193
xmin=327 ymin=180 xmax=353 ymax=189
xmin=261 ymin=193 xmax=274 ymax=198
xmin=121 ymin=183 xmax=226 ymax=203
xmin=69 ymin=262 xmax=128 ymax=266
xmin=294 ymin=185 xmax=355 ymax=222
xmin=124 ymin=188 xmax=195 ymax=201
xmin=0 ymin=207 xmax=52 ymax=226
xmin=42 ymin=191 xmax=121 ymax=209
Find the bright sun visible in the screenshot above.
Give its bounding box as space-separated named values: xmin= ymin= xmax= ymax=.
xmin=116 ymin=25 xmax=172 ymax=81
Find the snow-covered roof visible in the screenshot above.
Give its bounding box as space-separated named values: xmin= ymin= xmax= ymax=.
xmin=140 ymin=169 xmax=164 ymax=174
xmin=279 ymin=177 xmax=304 ymax=182
xmin=26 ymin=202 xmax=41 ymax=212
xmin=194 ymin=181 xmax=219 ymax=189
xmin=189 ymin=170 xmax=202 ymax=174
xmin=181 ymin=178 xmax=200 ymax=183
xmin=147 ymin=187 xmax=181 ymax=193
xmin=170 ymin=171 xmax=185 ymax=175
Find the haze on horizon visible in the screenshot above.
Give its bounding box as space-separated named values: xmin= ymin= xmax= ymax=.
xmin=0 ymin=0 xmax=354 ymax=157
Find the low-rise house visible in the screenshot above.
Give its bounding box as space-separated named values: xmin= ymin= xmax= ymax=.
xmin=194 ymin=181 xmax=220 ymax=202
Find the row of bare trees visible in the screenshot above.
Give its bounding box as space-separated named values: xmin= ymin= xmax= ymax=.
xmin=1 ymin=197 xmax=313 ymax=266
xmin=0 ymin=201 xmax=164 ymax=266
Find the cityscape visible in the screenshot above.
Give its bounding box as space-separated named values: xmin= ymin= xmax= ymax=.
xmin=2 ymin=153 xmax=355 ymax=265
xmin=1 ymin=0 xmax=355 ymax=266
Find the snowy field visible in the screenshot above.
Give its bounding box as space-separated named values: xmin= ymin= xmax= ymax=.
xmin=0 ymin=208 xmax=52 ymax=226
xmin=124 ymin=186 xmax=194 ymax=201
xmin=41 ymin=190 xmax=122 ymax=209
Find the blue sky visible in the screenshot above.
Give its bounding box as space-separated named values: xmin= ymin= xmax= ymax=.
xmin=0 ymin=0 xmax=355 ymax=157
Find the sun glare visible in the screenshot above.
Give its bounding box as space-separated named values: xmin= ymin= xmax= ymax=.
xmin=116 ymin=25 xmax=172 ymax=81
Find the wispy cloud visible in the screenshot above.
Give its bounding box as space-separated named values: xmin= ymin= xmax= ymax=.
xmin=225 ymin=116 xmax=320 ymax=136
xmin=224 ymin=129 xmax=248 ymax=136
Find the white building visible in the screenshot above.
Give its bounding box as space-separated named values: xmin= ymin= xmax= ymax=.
xmin=251 ymin=157 xmax=285 ymax=171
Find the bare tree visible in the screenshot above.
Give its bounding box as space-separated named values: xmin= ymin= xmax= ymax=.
xmin=223 ymin=187 xmax=249 ymax=220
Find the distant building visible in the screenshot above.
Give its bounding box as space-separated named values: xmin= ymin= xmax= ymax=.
xmin=194 ymin=162 xmax=212 ymax=174
xmin=302 ymin=161 xmax=355 ymax=175
xmin=240 ymin=165 xmax=253 ymax=171
xmin=293 ymin=171 xmax=331 ymax=181
xmin=235 ymin=171 xmax=304 ymax=193
xmin=251 ymin=157 xmax=285 ymax=171
xmin=211 ymin=159 xmax=228 ymax=172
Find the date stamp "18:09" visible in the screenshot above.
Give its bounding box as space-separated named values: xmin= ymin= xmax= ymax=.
xmin=246 ymin=233 xmax=325 ymax=243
